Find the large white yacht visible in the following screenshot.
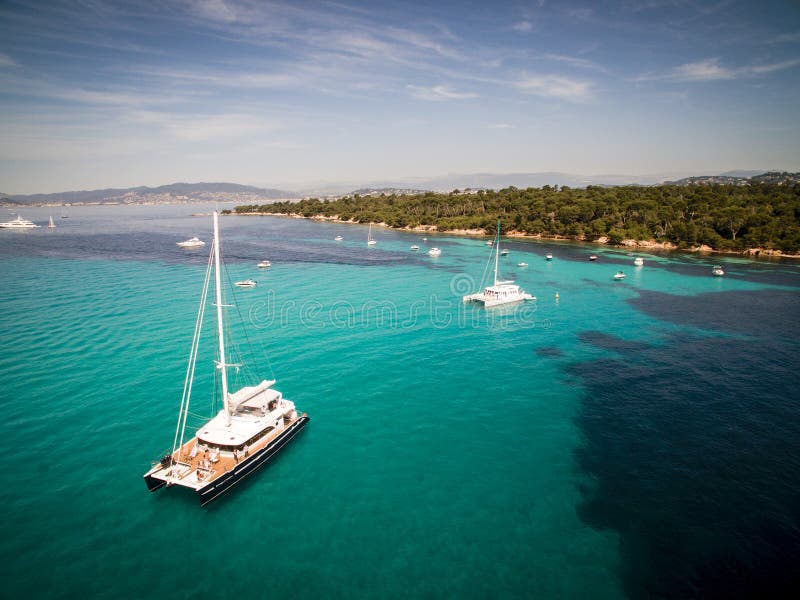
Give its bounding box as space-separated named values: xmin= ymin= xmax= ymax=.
xmin=0 ymin=215 xmax=39 ymax=229
xmin=177 ymin=237 xmax=205 ymax=248
xmin=463 ymin=220 xmax=535 ymax=308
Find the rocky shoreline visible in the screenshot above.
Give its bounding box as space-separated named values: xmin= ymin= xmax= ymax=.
xmin=233 ymin=211 xmax=800 ymax=259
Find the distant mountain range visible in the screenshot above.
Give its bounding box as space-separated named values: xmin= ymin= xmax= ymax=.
xmin=0 ymin=182 xmax=299 ymax=206
xmin=1 ymin=171 xmax=797 ymax=206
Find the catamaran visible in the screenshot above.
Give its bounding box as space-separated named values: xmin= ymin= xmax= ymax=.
xmin=144 ymin=212 xmax=309 ymax=506
xmin=463 ymin=220 xmax=535 ymax=308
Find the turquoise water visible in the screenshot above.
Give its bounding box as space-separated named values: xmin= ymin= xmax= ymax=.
xmin=1 ymin=205 xmax=798 ymax=598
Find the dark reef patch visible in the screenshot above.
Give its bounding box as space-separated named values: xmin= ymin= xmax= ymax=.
xmin=535 ymin=346 xmax=564 ymax=357
xmin=572 ymin=296 xmax=800 ymax=597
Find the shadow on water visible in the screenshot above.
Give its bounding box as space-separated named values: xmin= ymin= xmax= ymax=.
xmin=570 ymin=288 xmax=800 ymax=598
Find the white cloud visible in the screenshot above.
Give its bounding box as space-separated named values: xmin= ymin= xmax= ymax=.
xmin=744 ymin=58 xmax=800 ymax=74
xmin=642 ymin=57 xmax=800 ymax=82
xmin=515 ymin=74 xmax=592 ymax=99
xmin=407 ymin=85 xmax=478 ymax=101
xmin=512 ymin=21 xmax=533 ymax=33
xmin=671 ymin=58 xmax=734 ymax=81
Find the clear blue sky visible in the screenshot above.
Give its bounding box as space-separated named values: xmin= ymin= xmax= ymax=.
xmin=1 ymin=0 xmax=799 ymax=193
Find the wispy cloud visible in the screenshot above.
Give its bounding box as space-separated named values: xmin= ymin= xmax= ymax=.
xmin=672 ymin=58 xmax=734 ymax=81
xmin=544 ymin=53 xmax=606 ymax=72
xmin=127 ymin=110 xmax=279 ymax=142
xmin=771 ymin=31 xmax=800 ymax=44
xmin=515 ymin=74 xmax=592 ymax=100
xmin=488 ymin=123 xmax=515 ymax=129
xmin=512 ymin=21 xmax=533 ymax=33
xmin=744 ymin=58 xmax=800 ymax=74
xmin=187 ymin=0 xmax=241 ymax=23
xmin=0 ymin=53 xmax=16 ymax=67
xmin=408 ymin=85 xmax=477 ymax=101
xmin=642 ymin=57 xmax=800 ymax=82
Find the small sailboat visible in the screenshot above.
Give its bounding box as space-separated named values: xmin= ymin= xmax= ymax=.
xmin=545 ymin=253 xmax=553 ymax=261
xmin=634 ymin=257 xmax=644 ymax=266
xmin=463 ymin=220 xmax=535 ymax=308
xmin=177 ymin=237 xmax=205 ymax=248
xmin=613 ymin=271 xmax=626 ymax=280
xmin=257 ymin=260 xmax=271 ymax=268
xmin=367 ymin=223 xmax=377 ymax=245
xmin=48 ymin=216 xmax=56 ymax=229
xmin=144 ymin=212 xmax=308 ymax=506
xmin=235 ymin=279 xmax=257 ymax=287
xmin=712 ymin=265 xmax=725 ymax=277
xmin=428 ymin=247 xmax=442 ymax=257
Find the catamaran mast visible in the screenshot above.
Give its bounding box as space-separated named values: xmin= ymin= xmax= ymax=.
xmin=212 ymin=211 xmax=232 ymax=425
xmin=493 ymin=219 xmax=501 ymax=286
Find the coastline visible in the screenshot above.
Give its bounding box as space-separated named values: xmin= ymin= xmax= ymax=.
xmin=231 ymin=211 xmax=800 ymax=259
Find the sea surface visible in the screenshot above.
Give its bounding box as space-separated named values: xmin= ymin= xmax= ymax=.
xmin=1 ymin=204 xmax=798 ymax=598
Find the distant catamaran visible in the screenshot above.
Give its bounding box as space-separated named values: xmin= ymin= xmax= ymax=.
xmin=144 ymin=211 xmax=309 ymax=506
xmin=463 ymin=220 xmax=535 ymax=308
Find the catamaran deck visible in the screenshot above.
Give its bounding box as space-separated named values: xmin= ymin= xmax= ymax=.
xmin=148 ymin=413 xmax=303 ymax=490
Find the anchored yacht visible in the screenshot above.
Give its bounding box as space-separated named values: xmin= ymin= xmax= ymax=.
xmin=144 ymin=212 xmax=308 ymax=506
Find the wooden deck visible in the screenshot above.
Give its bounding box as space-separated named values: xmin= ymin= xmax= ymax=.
xmin=169 ymin=415 xmax=299 ymax=485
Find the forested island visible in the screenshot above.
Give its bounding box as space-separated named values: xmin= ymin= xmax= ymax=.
xmin=233 ymin=182 xmax=800 ymax=255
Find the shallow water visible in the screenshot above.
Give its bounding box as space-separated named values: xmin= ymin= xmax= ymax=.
xmin=1 ymin=204 xmax=798 ymax=598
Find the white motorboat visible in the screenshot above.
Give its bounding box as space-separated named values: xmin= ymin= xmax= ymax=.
xmin=334 ymin=235 xmax=343 ymax=241
xmin=177 ymin=237 xmax=205 ymax=248
xmin=500 ymin=249 xmax=509 ymax=256
xmin=428 ymin=247 xmax=441 ymax=257
xmin=463 ymin=220 xmax=535 ymax=308
xmin=545 ymin=253 xmax=553 ymax=261
xmin=0 ymin=215 xmax=39 ymax=229
xmin=235 ymin=279 xmax=257 ymax=287
xmin=367 ymin=223 xmax=377 ymax=245
xmin=589 ymin=255 xmax=598 ymax=261
xmin=613 ymin=271 xmax=626 ymax=280
xmin=411 ymin=245 xmax=420 ymax=250
xmin=143 ymin=211 xmax=308 ymax=506
xmin=517 ymin=262 xmax=528 ymax=267
xmin=257 ymin=260 xmax=271 ymax=268
xmin=486 ymin=240 xmax=493 ymax=246
xmin=634 ymin=257 xmax=644 ymax=266
xmin=712 ymin=265 xmax=725 ymax=277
